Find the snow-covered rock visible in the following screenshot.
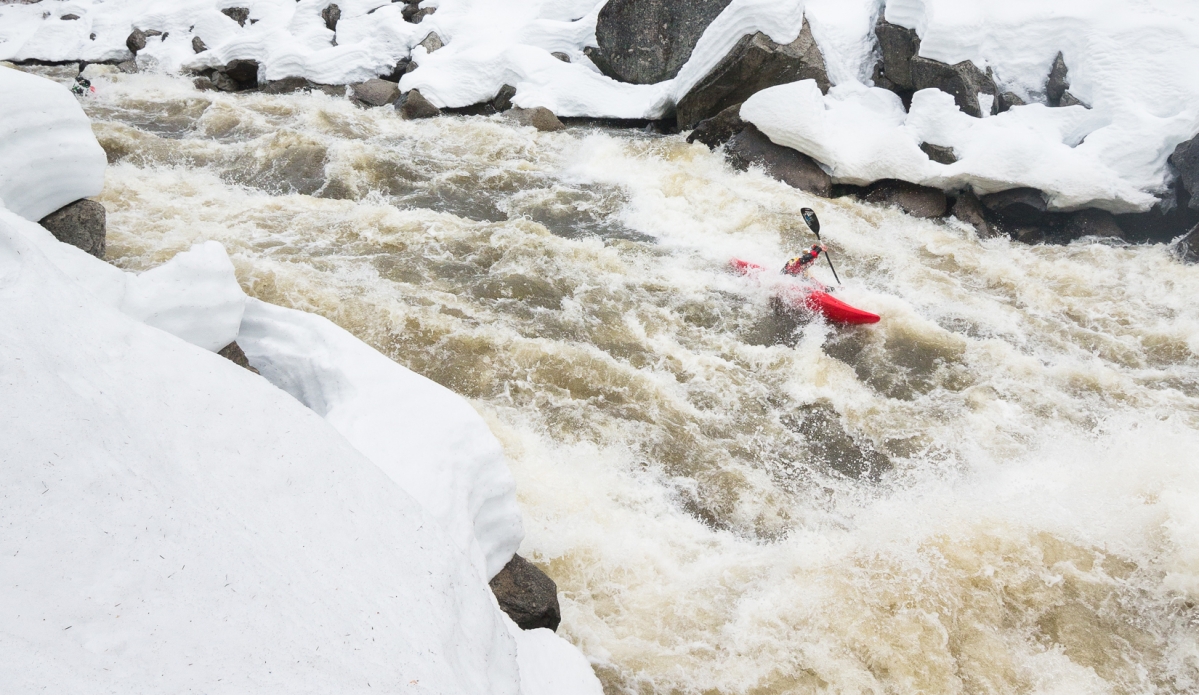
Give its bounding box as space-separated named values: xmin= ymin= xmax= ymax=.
xmin=0 ymin=65 xmax=106 ymax=221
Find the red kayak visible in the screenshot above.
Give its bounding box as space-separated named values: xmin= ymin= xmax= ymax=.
xmin=730 ymin=259 xmax=880 ymax=325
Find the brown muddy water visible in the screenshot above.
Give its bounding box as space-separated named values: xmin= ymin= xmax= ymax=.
xmin=41 ymin=65 xmax=1199 ymax=693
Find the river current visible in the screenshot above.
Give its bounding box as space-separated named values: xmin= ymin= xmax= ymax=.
xmin=50 ymin=66 xmax=1199 ymax=693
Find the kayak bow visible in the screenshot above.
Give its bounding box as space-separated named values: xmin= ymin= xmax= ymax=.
xmin=730 ymin=258 xmax=880 ymax=325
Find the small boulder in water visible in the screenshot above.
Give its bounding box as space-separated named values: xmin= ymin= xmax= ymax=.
xmin=951 ymin=191 xmax=1000 ymax=239
xmin=686 ymin=103 xmax=744 ymax=150
xmin=491 ymin=84 xmax=517 ymax=112
xmin=725 ymin=125 xmax=831 ymax=197
xmin=1174 ymin=224 xmax=1199 ymax=263
xmin=223 ymin=59 xmax=259 ymax=89
xmin=982 ymin=187 xmax=1049 ymax=225
xmin=1062 ymin=209 xmax=1123 ymax=240
xmin=351 ymin=78 xmax=400 ymax=107
xmin=39 ymin=199 xmax=106 ymax=259
xmin=398 ymin=89 xmax=441 ymax=119
xmin=489 ymin=554 xmax=561 ymax=632
xmin=508 ymin=106 xmax=565 ymax=132
xmin=864 ymin=179 xmax=947 ymax=218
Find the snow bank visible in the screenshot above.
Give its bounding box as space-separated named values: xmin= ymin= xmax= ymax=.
xmin=0 ymin=66 xmax=106 ymax=221
xmin=237 ymin=297 xmax=525 ymax=581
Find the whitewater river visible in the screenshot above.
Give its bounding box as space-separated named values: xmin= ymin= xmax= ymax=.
xmin=60 ymin=68 xmax=1199 ymax=693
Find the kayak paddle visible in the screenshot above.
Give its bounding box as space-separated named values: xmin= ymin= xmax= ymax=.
xmin=800 ymin=207 xmax=841 ymax=285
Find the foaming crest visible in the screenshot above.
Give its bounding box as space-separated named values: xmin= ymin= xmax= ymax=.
xmin=74 ymin=70 xmax=1199 ymax=693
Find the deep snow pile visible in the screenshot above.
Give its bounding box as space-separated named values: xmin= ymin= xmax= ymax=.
xmin=0 ymin=67 xmax=600 ymax=694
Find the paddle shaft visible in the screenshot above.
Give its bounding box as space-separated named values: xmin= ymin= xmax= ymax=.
xmin=813 ymin=231 xmax=842 ymax=285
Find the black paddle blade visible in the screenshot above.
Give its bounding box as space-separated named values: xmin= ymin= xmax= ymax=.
xmin=800 ymin=207 xmax=820 ymax=234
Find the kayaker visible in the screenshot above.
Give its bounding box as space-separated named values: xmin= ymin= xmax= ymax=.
xmin=71 ymin=74 xmax=93 ymax=96
xmin=782 ymin=244 xmax=826 ymax=278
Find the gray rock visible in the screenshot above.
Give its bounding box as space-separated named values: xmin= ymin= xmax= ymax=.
xmin=675 ymin=20 xmax=828 ymax=130
xmin=1174 ymin=224 xmax=1199 ymax=263
xmin=1059 ymin=90 xmax=1087 ymax=108
xmin=410 ymin=6 xmax=435 ymax=22
xmin=398 ymin=89 xmax=441 ymax=119
xmin=321 ymin=3 xmax=340 ymax=32
xmin=489 ymin=554 xmax=561 ymax=632
xmin=551 ymin=52 xmax=570 ymax=63
xmin=192 ymin=36 xmax=208 ymax=53
xmin=193 ymin=76 xmax=216 ymax=91
xmin=261 ymin=76 xmax=313 ymax=94
xmin=996 ymin=91 xmax=1025 ymax=113
xmin=1169 ymin=134 xmax=1199 ymax=210
xmin=726 ymin=124 xmax=832 ymax=197
xmin=380 ymin=59 xmax=410 ymax=82
xmin=686 ymin=103 xmax=744 ymax=150
xmin=221 ymin=7 xmax=250 ymax=27
xmin=585 ymin=0 xmax=733 ymax=85
xmin=910 ymin=56 xmax=997 ymax=117
xmin=874 ymin=17 xmax=920 ymax=91
xmin=952 ymin=190 xmax=999 ymax=238
xmin=351 ymin=78 xmax=400 ymax=106
xmin=508 ymin=106 xmax=565 ymax=132
xmin=209 ymin=70 xmax=239 ymax=92
xmin=920 ymin=142 xmax=957 ymax=165
xmin=60 ymin=13 xmax=79 ymax=20
xmin=1046 ymin=51 xmax=1069 ymax=107
xmin=218 ymin=341 xmax=260 ymax=374
xmin=419 ymin=32 xmax=443 ymax=53
xmin=981 ymin=187 xmax=1048 ymax=224
xmin=117 ymin=60 xmax=138 ymax=74
xmin=223 ymin=58 xmax=259 ymax=89
xmin=401 ymin=2 xmax=421 ymax=21
xmin=1064 ymin=209 xmax=1123 ymax=239
xmin=39 ymin=199 xmax=106 ymax=258
xmin=126 ymin=28 xmax=146 ymax=54
xmin=864 ymin=179 xmax=947 ymax=218
xmin=492 ymin=84 xmax=517 ymax=112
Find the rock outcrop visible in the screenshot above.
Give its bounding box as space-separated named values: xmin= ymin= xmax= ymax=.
xmin=39 ymin=199 xmax=106 ymax=258
xmin=873 ymin=17 xmax=920 ymax=95
xmin=351 ymin=78 xmax=400 ymax=107
xmin=1062 ymin=209 xmax=1123 ymax=240
xmin=1175 ymin=224 xmax=1199 ymax=263
xmin=491 ymin=84 xmax=517 ymax=112
xmin=686 ymin=103 xmax=744 ymax=149
xmin=981 ymin=188 xmax=1048 ymax=225
xmin=910 ymin=56 xmax=997 ymax=118
xmin=675 ymin=20 xmax=829 ymax=130
xmin=508 ymin=106 xmax=565 ymax=132
xmin=726 ymin=125 xmax=831 ymax=197
xmin=398 ymin=89 xmax=440 ymax=119
xmin=489 ymin=554 xmax=561 ymax=632
xmin=224 ymin=59 xmax=259 ymax=90
xmin=864 ymin=180 xmax=947 ymax=218
xmin=920 ymin=142 xmax=957 ymax=165
xmin=951 ymin=191 xmax=998 ymax=238
xmin=221 ymin=7 xmax=250 ymax=27
xmin=1169 ymin=134 xmax=1199 ymax=211
xmin=218 ymin=341 xmax=260 ymax=374
xmin=1046 ymin=51 xmax=1070 ymax=107
xmin=321 ymin=3 xmax=340 ymax=32
xmin=585 ymin=0 xmax=733 ymax=85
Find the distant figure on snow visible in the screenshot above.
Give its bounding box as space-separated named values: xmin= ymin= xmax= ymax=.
xmin=782 ymin=244 xmax=825 ymax=278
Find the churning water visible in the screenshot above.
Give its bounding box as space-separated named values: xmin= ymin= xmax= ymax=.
xmin=59 ymin=67 xmax=1199 ymax=693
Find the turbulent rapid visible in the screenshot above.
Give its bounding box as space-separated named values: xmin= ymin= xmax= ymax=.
xmin=67 ymin=68 xmax=1199 ymax=693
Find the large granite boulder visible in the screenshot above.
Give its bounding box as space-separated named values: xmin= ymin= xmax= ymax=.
xmin=39 ymin=199 xmax=106 ymax=258
xmin=1169 ymin=134 xmax=1199 ymax=210
xmin=350 ymin=78 xmax=400 ymax=106
xmin=910 ymin=56 xmax=997 ymax=117
xmin=726 ymin=125 xmax=831 ymax=197
xmin=489 ymin=554 xmax=561 ymax=631
xmin=864 ymin=179 xmax=947 ymax=218
xmin=675 ymin=20 xmax=829 ymax=130
xmin=951 ymin=191 xmax=999 ymax=238
xmin=397 ymin=89 xmax=440 ymax=119
xmin=686 ymin=103 xmax=744 ymax=149
xmin=508 ymin=106 xmax=565 ymax=132
xmin=222 ymin=59 xmax=259 ymax=90
xmin=873 ymin=17 xmax=920 ymax=92
xmin=981 ymin=187 xmax=1048 ymax=225
xmin=585 ymin=0 xmax=733 ymax=85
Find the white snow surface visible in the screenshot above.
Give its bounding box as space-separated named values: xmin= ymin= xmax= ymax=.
xmin=237 ymin=297 xmax=525 ymax=581
xmin=0 ymin=65 xmax=106 ymax=221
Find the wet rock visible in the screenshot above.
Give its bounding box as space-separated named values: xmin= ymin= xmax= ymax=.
xmin=726 ymin=124 xmax=832 ymax=197
xmin=951 ymin=191 xmax=999 ymax=238
xmin=508 ymin=106 xmax=565 ymax=132
xmin=1170 ymin=134 xmax=1199 ymax=210
xmin=419 ymin=32 xmax=443 ymax=53
xmin=585 ymin=0 xmax=733 ymax=85
xmin=920 ymin=142 xmax=957 ymax=165
xmin=686 ymin=103 xmax=744 ymax=149
xmin=221 ymin=7 xmax=250 ymax=27
xmin=551 ymin=52 xmax=571 ymax=63
xmin=260 ymin=76 xmax=314 ymax=94
xmin=397 ymin=89 xmax=440 ymax=119
xmin=321 ymin=3 xmax=340 ymax=32
xmin=1046 ymin=51 xmax=1069 ymax=107
xmin=1174 ymin=224 xmax=1199 ymax=263
xmin=910 ymin=56 xmax=997 ymax=117
xmin=126 ymin=28 xmax=146 ymax=54
xmin=351 ymin=78 xmax=400 ymax=106
xmin=864 ymin=179 xmax=947 ymax=218
xmin=39 ymin=199 xmax=106 ymax=259
xmin=218 ymin=341 xmax=260 ymax=374
xmin=492 ymin=84 xmax=517 ymax=112
xmin=192 ymin=36 xmax=208 ymax=53
xmin=996 ymin=91 xmax=1025 ymax=113
xmin=981 ymin=187 xmax=1048 ymax=225
xmin=675 ymin=20 xmax=829 ymax=130
xmin=874 ymin=17 xmax=920 ymax=92
xmin=489 ymin=554 xmax=561 ymax=632
xmin=1062 ymin=209 xmax=1123 ymax=240
xmin=193 ymin=75 xmax=216 ymax=91
xmin=223 ymin=59 xmax=259 ymax=89
xmin=117 ymin=60 xmax=138 ymax=74
xmin=1115 ymin=180 xmax=1199 ymax=244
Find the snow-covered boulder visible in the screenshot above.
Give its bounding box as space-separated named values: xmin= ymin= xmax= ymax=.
xmin=0 ymin=65 xmax=106 ymax=222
